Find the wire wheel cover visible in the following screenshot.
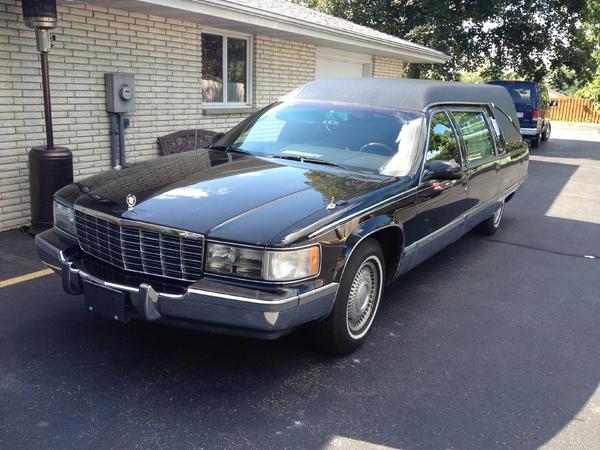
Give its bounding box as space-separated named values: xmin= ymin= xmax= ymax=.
xmin=493 ymin=201 xmax=505 ymax=227
xmin=346 ymin=260 xmax=379 ymax=333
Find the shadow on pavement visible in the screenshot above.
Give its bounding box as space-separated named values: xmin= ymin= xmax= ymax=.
xmin=530 ymin=137 xmax=600 ymax=161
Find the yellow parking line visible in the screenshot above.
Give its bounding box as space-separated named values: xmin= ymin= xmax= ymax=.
xmin=0 ymin=268 xmax=54 ymax=288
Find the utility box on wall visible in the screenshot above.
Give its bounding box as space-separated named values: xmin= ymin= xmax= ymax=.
xmin=105 ymin=73 xmax=136 ymax=113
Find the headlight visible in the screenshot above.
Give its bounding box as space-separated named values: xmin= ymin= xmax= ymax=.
xmin=53 ymin=200 xmax=76 ymax=236
xmin=264 ymin=246 xmax=320 ymax=281
xmin=206 ymin=243 xmax=264 ymax=279
xmin=205 ymin=243 xmax=320 ymax=282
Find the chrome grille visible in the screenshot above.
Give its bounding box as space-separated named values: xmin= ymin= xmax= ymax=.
xmin=75 ymin=210 xmax=204 ymax=281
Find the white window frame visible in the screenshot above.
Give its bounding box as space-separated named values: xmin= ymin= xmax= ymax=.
xmin=201 ymin=28 xmax=253 ymax=108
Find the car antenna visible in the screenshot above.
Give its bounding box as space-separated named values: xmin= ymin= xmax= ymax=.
xmin=327 ymin=197 xmax=336 ymax=210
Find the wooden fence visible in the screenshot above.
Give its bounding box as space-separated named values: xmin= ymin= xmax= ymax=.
xmin=546 ymin=98 xmax=600 ymax=124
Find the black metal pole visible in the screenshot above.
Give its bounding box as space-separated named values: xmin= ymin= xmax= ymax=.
xmin=118 ymin=113 xmax=126 ymax=168
xmin=110 ymin=113 xmax=119 ymax=168
xmin=40 ymin=50 xmax=54 ymax=150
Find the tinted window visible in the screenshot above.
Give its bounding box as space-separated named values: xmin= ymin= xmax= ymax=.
xmin=490 ymin=82 xmax=535 ymax=107
xmin=425 ymin=112 xmax=461 ymax=165
xmin=452 ymin=111 xmax=495 ymax=163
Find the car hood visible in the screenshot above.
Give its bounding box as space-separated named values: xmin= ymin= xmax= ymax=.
xmin=60 ymin=149 xmax=392 ymax=245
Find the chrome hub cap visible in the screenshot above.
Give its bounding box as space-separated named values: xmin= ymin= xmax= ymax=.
xmin=493 ymin=201 xmax=505 ymax=227
xmin=347 ymin=260 xmax=378 ymax=333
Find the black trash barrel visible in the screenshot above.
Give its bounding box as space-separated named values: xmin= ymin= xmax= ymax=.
xmin=28 ymin=146 xmax=73 ymax=233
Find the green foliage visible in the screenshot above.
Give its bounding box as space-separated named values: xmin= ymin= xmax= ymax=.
xmin=576 ymin=1 xmax=600 ymax=110
xmin=294 ymin=0 xmax=597 ymax=87
xmin=577 ymin=59 xmax=600 ymax=111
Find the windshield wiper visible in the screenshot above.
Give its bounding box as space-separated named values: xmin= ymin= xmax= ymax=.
xmin=268 ymin=154 xmax=348 ymax=170
xmin=208 ymin=145 xmax=252 ymax=155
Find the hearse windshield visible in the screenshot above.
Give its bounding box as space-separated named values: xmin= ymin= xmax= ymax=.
xmin=215 ymin=101 xmax=423 ymax=176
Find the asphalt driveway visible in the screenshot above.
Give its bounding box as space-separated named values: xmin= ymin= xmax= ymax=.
xmin=1 ymin=125 xmax=599 ymax=450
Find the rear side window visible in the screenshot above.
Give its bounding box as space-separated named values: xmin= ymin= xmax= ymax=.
xmin=451 ymin=111 xmax=495 ymax=163
xmin=490 ymin=82 xmax=535 ymax=107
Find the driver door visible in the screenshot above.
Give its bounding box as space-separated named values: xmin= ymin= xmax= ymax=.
xmin=411 ymin=109 xmax=469 ymax=262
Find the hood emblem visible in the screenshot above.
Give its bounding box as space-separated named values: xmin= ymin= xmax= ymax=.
xmin=126 ymin=194 xmax=137 ymax=211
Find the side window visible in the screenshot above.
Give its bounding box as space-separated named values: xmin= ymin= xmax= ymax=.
xmin=425 ymin=111 xmax=461 ymax=165
xmin=451 ymin=111 xmax=495 ymax=163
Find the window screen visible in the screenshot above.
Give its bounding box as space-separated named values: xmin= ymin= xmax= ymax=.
xmin=452 ymin=111 xmax=495 ymax=163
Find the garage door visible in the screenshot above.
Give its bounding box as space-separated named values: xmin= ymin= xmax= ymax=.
xmin=315 ymin=47 xmax=372 ymax=79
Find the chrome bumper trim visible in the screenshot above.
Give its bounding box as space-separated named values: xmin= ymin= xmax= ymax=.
xmin=520 ymin=127 xmax=539 ymax=136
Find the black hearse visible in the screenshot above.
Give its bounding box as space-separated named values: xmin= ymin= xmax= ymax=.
xmin=488 ymin=80 xmax=553 ymax=148
xmin=37 ymin=78 xmax=528 ymax=354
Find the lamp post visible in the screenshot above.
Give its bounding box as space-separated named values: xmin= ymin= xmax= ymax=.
xmin=22 ymin=0 xmax=73 ymax=234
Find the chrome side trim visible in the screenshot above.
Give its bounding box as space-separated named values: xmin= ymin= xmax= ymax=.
xmin=298 ymin=283 xmax=338 ymax=301
xmin=403 ymin=178 xmax=525 ymax=254
xmin=308 ymin=187 xmax=418 ymax=239
xmin=403 ymin=212 xmax=464 ymax=255
xmin=183 ymin=282 xmax=339 ymax=305
xmin=423 ymin=101 xmax=493 ymax=112
xmin=186 ymin=287 xmax=296 ymax=305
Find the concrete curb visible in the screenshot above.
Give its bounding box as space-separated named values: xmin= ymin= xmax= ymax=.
xmin=552 ymin=121 xmax=600 ymax=130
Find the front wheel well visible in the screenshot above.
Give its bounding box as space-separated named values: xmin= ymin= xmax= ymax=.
xmin=367 ymin=226 xmax=404 ymax=284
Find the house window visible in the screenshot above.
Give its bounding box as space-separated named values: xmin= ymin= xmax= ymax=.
xmin=201 ymin=32 xmax=251 ymax=105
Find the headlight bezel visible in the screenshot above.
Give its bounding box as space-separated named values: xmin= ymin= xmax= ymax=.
xmin=53 ymin=199 xmax=77 ymax=237
xmin=205 ymin=241 xmax=321 ymax=283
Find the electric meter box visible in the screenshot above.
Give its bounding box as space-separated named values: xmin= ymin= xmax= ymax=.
xmin=105 ymin=73 xmax=136 ymax=113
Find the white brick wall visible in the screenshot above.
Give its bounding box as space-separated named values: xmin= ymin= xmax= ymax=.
xmin=0 ymin=1 xmax=317 ymax=231
xmin=373 ymin=56 xmax=405 ymax=78
xmin=254 ymin=35 xmax=315 ymax=108
xmin=0 ymin=0 xmax=401 ymax=231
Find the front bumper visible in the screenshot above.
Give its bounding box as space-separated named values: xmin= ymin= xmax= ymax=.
xmin=36 ymin=228 xmax=337 ymax=339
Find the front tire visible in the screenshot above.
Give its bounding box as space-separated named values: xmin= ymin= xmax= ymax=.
xmin=311 ymin=239 xmax=385 ymax=355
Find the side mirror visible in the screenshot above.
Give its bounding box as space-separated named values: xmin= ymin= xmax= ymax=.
xmin=423 ymin=159 xmax=463 ymax=181
xmin=211 ymin=132 xmax=225 ymax=145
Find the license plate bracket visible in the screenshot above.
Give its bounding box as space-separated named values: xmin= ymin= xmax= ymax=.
xmin=84 ymin=281 xmax=129 ymax=323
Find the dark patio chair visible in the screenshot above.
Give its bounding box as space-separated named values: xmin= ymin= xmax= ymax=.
xmin=158 ymin=129 xmax=218 ymax=156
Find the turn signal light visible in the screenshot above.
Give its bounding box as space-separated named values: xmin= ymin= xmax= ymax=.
xmin=532 ymin=109 xmax=540 ymax=120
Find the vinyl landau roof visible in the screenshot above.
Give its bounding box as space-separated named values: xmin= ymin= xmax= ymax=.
xmin=286 ymin=78 xmax=522 ymax=142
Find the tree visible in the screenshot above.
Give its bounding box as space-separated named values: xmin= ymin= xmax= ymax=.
xmin=576 ymin=0 xmax=600 ymax=109
xmin=295 ymin=0 xmax=596 ymax=85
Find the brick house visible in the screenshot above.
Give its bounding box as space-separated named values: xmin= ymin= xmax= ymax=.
xmin=0 ymin=0 xmax=447 ymax=231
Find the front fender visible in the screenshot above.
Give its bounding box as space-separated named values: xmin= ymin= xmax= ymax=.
xmin=334 ymin=215 xmax=404 ymax=284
